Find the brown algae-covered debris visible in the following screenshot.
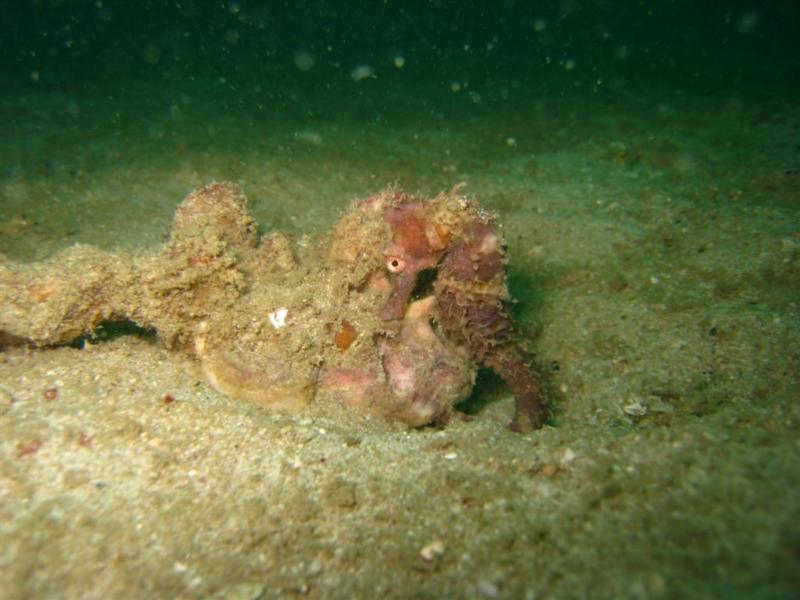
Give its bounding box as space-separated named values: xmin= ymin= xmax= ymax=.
xmin=0 ymin=182 xmax=545 ymax=430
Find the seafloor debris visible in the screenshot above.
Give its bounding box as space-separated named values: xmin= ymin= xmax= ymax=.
xmin=0 ymin=182 xmax=544 ymax=431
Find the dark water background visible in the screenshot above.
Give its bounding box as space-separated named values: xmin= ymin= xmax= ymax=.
xmin=3 ymin=1 xmax=798 ymax=96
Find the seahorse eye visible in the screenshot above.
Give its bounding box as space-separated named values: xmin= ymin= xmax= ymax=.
xmin=386 ymin=256 xmax=406 ymax=273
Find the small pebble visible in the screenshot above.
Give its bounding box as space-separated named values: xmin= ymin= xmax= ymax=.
xmin=220 ymin=582 xmax=265 ymax=600
xmin=420 ymin=539 xmax=445 ymax=561
xmin=173 ymin=561 xmax=188 ymax=574
xmin=0 ymin=387 xmax=14 ymax=411
xmin=307 ymin=559 xmax=324 ymax=577
xmin=623 ymin=400 xmax=647 ymax=416
xmin=477 ymin=579 xmax=500 ymax=598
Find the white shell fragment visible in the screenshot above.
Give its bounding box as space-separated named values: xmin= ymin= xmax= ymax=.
xmin=623 ymin=399 xmax=648 ymax=416
xmin=420 ymin=540 xmax=445 ymax=561
xmin=268 ymin=307 xmax=289 ymax=329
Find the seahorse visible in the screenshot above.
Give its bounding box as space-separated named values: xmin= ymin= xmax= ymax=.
xmin=378 ymin=187 xmax=545 ymax=433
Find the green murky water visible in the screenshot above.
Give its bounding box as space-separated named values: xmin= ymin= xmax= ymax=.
xmin=1 ymin=2 xmax=798 ymax=598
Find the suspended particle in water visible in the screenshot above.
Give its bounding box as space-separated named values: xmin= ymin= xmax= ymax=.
xmin=293 ymin=50 xmax=315 ymax=72
xmin=224 ymin=29 xmax=240 ymax=45
xmin=350 ymin=64 xmax=376 ymax=81
xmin=614 ymin=45 xmax=630 ymax=60
xmin=143 ymin=43 xmax=161 ymax=65
xmin=736 ymin=10 xmax=759 ymax=34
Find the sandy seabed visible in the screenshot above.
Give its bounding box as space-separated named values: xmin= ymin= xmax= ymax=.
xmin=1 ymin=75 xmax=798 ymax=598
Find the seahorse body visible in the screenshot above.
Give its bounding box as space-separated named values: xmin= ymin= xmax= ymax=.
xmin=380 ymin=189 xmax=545 ymax=432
